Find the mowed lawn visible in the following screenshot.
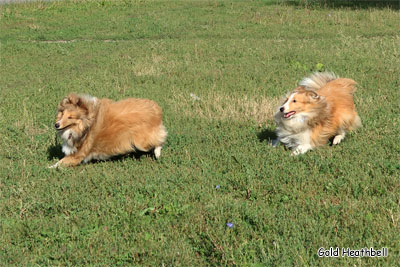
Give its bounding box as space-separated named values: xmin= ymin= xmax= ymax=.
xmin=0 ymin=0 xmax=399 ymax=265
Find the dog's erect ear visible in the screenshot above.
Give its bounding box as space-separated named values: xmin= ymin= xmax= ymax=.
xmin=60 ymin=93 xmax=78 ymax=106
xmin=294 ymin=86 xmax=307 ymax=93
xmin=67 ymin=93 xmax=80 ymax=105
xmin=294 ymin=87 xmax=323 ymax=101
xmin=305 ymin=90 xmax=322 ymax=101
xmin=61 ymin=93 xmax=87 ymax=110
xmin=60 ymin=97 xmax=70 ymax=107
xmin=76 ymin=98 xmax=87 ymax=110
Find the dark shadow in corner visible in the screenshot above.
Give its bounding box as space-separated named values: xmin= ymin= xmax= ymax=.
xmin=257 ymin=128 xmax=277 ymax=143
xmin=284 ymin=0 xmax=399 ymax=10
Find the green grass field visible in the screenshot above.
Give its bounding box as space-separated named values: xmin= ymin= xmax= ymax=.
xmin=1 ymin=0 xmax=399 ymax=265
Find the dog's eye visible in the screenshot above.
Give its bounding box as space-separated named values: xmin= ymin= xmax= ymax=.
xmin=293 ymin=99 xmax=297 ymax=103
xmin=68 ymin=116 xmax=73 ymax=119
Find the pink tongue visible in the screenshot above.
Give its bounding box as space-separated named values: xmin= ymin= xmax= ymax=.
xmin=284 ymin=111 xmax=295 ymax=118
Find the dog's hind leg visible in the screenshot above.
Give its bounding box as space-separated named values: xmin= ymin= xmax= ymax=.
xmin=154 ymin=146 xmax=162 ymax=159
xmin=333 ymin=129 xmax=346 ymax=145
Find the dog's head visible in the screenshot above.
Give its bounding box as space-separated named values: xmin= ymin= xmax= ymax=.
xmin=276 ymin=86 xmax=325 ymax=120
xmin=55 ymin=93 xmax=91 ymax=136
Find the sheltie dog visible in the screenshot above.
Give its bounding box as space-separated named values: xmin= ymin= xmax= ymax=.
xmin=274 ymin=72 xmax=361 ymax=155
xmin=50 ymin=93 xmax=167 ymax=167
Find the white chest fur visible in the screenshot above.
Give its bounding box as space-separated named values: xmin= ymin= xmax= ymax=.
xmin=62 ymin=143 xmax=77 ymax=155
xmin=60 ymin=129 xmax=77 ymax=155
xmin=275 ymin=114 xmax=312 ymax=153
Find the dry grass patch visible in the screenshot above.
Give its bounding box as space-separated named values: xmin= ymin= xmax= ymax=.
xmin=132 ymin=54 xmax=172 ymax=77
xmin=170 ymin=91 xmax=279 ymax=125
xmin=133 ymin=63 xmax=159 ymax=77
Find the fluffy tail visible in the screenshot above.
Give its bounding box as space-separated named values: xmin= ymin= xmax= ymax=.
xmin=330 ymin=78 xmax=358 ymax=94
xmin=300 ymin=72 xmax=357 ymax=94
xmin=299 ymin=72 xmax=338 ymax=91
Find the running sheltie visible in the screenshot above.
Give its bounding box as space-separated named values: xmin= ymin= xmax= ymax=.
xmin=50 ymin=93 xmax=167 ymax=167
xmin=274 ymin=72 xmax=361 ymax=155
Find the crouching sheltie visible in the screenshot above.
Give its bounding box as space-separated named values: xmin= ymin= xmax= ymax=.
xmin=274 ymin=72 xmax=361 ymax=155
xmin=50 ymin=93 xmax=167 ymax=167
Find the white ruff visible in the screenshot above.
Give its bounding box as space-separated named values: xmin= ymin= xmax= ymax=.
xmin=275 ymin=111 xmax=313 ymax=154
xmin=62 ymin=143 xmax=77 ymax=156
xmin=60 ymin=129 xmax=77 ymax=155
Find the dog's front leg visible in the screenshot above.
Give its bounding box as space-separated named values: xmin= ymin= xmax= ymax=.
xmin=271 ymin=138 xmax=280 ymax=147
xmin=292 ymin=144 xmax=312 ymax=155
xmin=50 ymin=155 xmax=85 ymax=168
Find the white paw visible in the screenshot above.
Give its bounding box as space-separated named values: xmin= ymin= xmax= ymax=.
xmin=333 ymin=135 xmax=345 ymax=145
xmin=154 ymin=146 xmax=162 ymax=159
xmin=48 ymin=162 xmax=59 ymax=169
xmin=271 ymin=139 xmax=280 ymax=147
xmin=292 ymin=145 xmax=312 ymax=155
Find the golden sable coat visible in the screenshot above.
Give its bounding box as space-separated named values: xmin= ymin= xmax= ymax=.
xmin=51 ymin=93 xmax=167 ymax=167
xmin=274 ymin=72 xmax=361 ymax=155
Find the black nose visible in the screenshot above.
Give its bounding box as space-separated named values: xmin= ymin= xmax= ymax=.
xmin=55 ymin=123 xmax=60 ymax=129
xmin=280 ymin=107 xmax=284 ymax=112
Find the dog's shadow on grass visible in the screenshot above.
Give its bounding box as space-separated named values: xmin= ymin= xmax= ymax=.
xmin=108 ymin=150 xmax=155 ymax=162
xmin=257 ymin=128 xmax=277 ymax=144
xmin=47 ymin=144 xmax=64 ymax=160
xmin=47 ymin=143 xmax=154 ymax=163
